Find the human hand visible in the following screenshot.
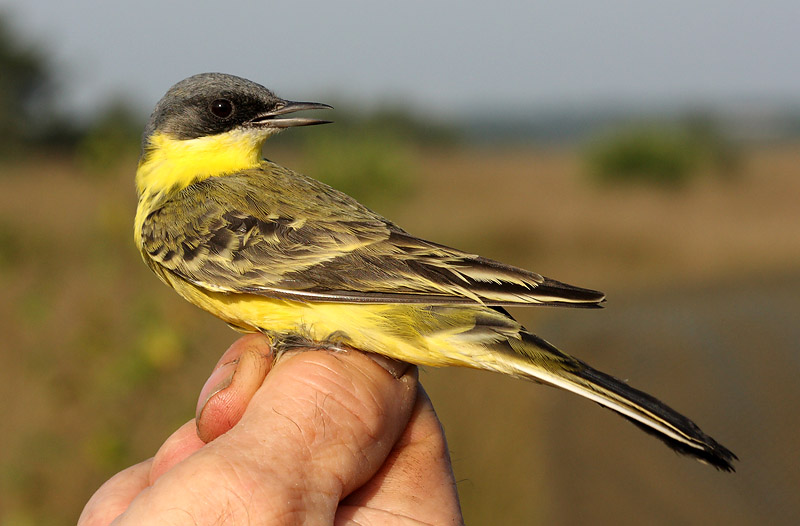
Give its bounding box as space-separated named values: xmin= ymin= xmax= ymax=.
xmin=79 ymin=334 xmax=464 ymax=525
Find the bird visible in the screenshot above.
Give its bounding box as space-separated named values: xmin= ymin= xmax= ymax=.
xmin=134 ymin=72 xmax=736 ymax=471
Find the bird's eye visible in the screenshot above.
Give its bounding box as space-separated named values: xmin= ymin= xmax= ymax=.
xmin=209 ymin=99 xmax=234 ymax=119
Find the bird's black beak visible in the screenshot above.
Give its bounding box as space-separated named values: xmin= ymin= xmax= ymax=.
xmin=250 ymin=100 xmax=333 ymax=128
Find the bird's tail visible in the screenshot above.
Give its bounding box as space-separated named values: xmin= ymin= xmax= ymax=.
xmin=499 ymin=331 xmax=737 ymax=471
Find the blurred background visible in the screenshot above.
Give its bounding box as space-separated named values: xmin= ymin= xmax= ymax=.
xmin=0 ymin=1 xmax=798 ymax=524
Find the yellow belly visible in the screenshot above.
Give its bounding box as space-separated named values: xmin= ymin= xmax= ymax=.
xmin=164 ymin=270 xmax=500 ymax=369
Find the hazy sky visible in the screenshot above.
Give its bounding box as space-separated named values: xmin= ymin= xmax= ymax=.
xmin=3 ymin=0 xmax=799 ymax=118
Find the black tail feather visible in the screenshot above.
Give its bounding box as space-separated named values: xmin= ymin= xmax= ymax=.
xmin=576 ymin=366 xmax=738 ymax=472
xmin=511 ymin=331 xmax=737 ymax=472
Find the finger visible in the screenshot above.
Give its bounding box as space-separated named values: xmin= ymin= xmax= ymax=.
xmin=196 ymin=334 xmax=273 ymax=443
xmin=241 ymin=348 xmax=420 ymax=497
xmin=148 ymin=420 xmax=206 ymax=483
xmin=78 ymin=459 xmax=152 ymax=526
xmin=110 ymin=348 xmax=419 ymax=525
xmin=339 ymin=385 xmax=463 ymax=525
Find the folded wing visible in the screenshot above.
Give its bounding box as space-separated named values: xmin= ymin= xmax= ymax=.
xmin=140 ymin=170 xmax=605 ymax=307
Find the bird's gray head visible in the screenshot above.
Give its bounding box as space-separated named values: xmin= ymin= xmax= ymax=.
xmin=142 ymin=73 xmax=331 ymax=149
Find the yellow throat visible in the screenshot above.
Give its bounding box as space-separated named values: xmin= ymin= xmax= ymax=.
xmin=135 ymin=128 xmax=273 ymax=200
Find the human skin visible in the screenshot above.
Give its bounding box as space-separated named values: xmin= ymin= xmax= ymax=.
xmin=79 ymin=334 xmax=464 ymax=525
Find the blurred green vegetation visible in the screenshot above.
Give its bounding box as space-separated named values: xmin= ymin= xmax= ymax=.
xmin=0 ymin=14 xmax=53 ymax=154
xmin=584 ymin=116 xmax=741 ymax=187
xmin=305 ymin=127 xmax=417 ymax=207
xmin=76 ymin=99 xmax=144 ymax=175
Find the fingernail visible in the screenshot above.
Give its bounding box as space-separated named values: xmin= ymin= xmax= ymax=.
xmin=197 ymin=359 xmax=238 ymax=419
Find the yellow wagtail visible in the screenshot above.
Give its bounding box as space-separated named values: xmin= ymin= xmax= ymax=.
xmin=134 ymin=73 xmax=736 ymax=471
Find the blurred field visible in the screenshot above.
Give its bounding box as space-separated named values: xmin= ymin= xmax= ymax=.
xmin=1 ymin=142 xmax=798 ymax=524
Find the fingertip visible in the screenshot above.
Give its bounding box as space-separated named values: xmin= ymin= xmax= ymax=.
xmin=196 ymin=343 xmax=272 ymax=443
xmin=196 ymin=359 xmax=238 ymax=418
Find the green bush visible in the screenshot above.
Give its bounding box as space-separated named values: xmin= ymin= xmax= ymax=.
xmin=585 ymin=116 xmax=741 ymax=187
xmin=586 ymin=126 xmax=699 ymax=187
xmin=76 ymin=100 xmax=143 ymax=175
xmin=304 ymin=126 xmax=418 ymax=209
